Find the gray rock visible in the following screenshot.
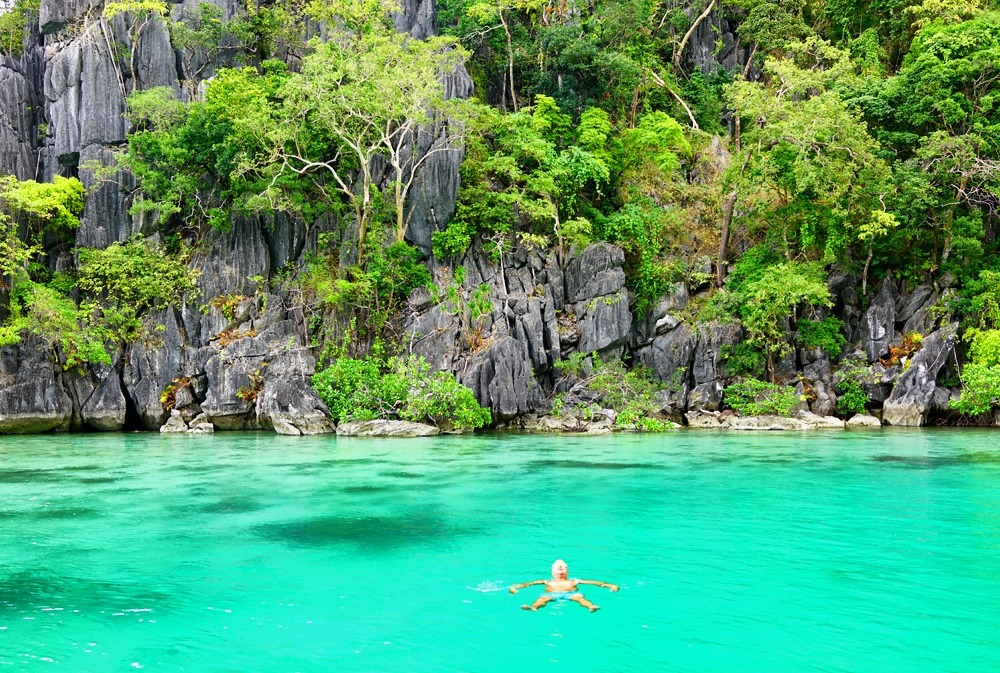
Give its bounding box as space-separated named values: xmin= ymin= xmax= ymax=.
xmin=576 ymin=289 xmax=632 ymax=354
xmin=882 ymin=324 xmax=958 ymax=426
xmin=76 ymin=144 xmax=136 ymax=248
xmin=636 ymin=322 xmax=697 ymax=386
xmin=801 ymin=348 xmax=833 ymax=385
xmin=187 ymin=413 xmax=214 ymax=433
xmin=44 ymin=25 xmax=127 ymax=162
xmin=405 ymin=304 xmax=459 ymax=372
xmin=564 ymin=243 xmax=626 ymax=304
xmin=0 ymin=53 xmax=41 ymax=179
xmin=794 ymin=410 xmax=845 ymax=429
xmin=394 ymin=0 xmax=439 ymax=40
xmin=402 ymin=121 xmax=467 ymax=255
xmin=0 ymin=341 xmax=73 ymax=434
xmin=192 ymin=217 xmax=271 ymax=300
xmin=692 ymin=322 xmax=741 ymax=384
xmin=809 ymin=379 xmax=837 ymax=417
xmin=123 ymin=309 xmax=185 ymax=429
xmin=336 ymin=419 xmax=440 ymax=437
xmin=686 ymin=411 xmax=723 ymax=428
xmin=459 ymin=336 xmax=538 ymax=422
xmin=896 ymin=285 xmax=934 ymax=323
xmin=160 ymin=410 xmax=189 ymax=433
xmin=901 ymin=290 xmax=940 ymax=337
xmin=860 ymin=278 xmax=896 ymax=362
xmin=847 ymin=414 xmax=882 ymax=428
xmin=512 ymin=291 xmax=557 ymax=370
xmin=201 ymin=335 xmax=268 ymax=430
xmin=257 ymin=348 xmax=334 ymax=436
xmin=723 ymin=415 xmax=809 ymax=431
xmin=81 ymin=368 xmax=126 ymax=431
xmin=688 ymin=381 xmax=724 ymax=412
xmin=687 ymin=7 xmax=751 ymax=74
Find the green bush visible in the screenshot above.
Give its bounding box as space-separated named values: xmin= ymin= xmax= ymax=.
xmin=724 ymin=378 xmax=800 ymax=416
xmin=0 ymin=280 xmax=111 ymax=371
xmin=835 ymin=379 xmax=869 ymax=416
xmin=311 ymin=355 xmax=491 ymax=431
xmin=951 ymin=328 xmax=1000 ymax=416
xmin=76 ymin=240 xmax=200 ymax=343
xmin=797 ymin=316 xmax=848 ymax=358
xmin=562 ymin=357 xmax=673 ymax=431
xmin=310 ymin=357 xmax=387 ymax=423
xmin=950 ymin=361 xmax=1000 ymax=416
xmin=400 ymin=369 xmax=492 ymax=431
xmin=432 ymin=220 xmax=474 ymax=259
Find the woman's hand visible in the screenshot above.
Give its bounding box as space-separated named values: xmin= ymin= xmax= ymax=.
xmin=509 ymin=586 xmax=519 ymax=594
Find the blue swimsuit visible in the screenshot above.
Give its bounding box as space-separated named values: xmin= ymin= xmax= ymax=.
xmin=545 ymin=591 xmax=583 ymax=601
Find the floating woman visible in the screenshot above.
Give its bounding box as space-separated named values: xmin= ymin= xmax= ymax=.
xmin=509 ymin=559 xmax=619 ymax=612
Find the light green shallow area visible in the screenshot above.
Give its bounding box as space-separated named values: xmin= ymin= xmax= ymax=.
xmin=2 ymin=430 xmax=999 ymax=672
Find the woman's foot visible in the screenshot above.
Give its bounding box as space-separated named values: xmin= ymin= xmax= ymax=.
xmin=588 ymin=605 xmax=601 ymax=612
xmin=521 ymin=604 xmax=537 ymax=611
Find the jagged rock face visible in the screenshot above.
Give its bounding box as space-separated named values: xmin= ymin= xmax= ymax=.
xmin=861 ymin=277 xmax=896 ymax=362
xmin=77 ymin=144 xmax=136 ymax=247
xmin=896 ymin=285 xmax=939 ymax=337
xmin=124 ymin=309 xmax=185 ymax=429
xmin=564 ymin=243 xmax=632 ymax=354
xmin=0 ymin=53 xmax=41 ymax=179
xmin=394 ymin=0 xmax=437 ymax=40
xmin=459 ymin=336 xmax=540 ymax=423
xmin=402 ymin=65 xmax=474 ymax=254
xmin=689 ymin=8 xmax=753 ymax=75
xmin=192 ymin=217 xmax=271 ymax=300
xmin=0 ymin=339 xmax=73 ymax=433
xmin=632 ymin=283 xmax=688 ymax=348
xmin=257 ymin=347 xmax=333 ymax=436
xmin=637 ymin=322 xmax=698 ymax=381
xmin=81 ymin=366 xmax=126 ymax=431
xmin=882 ymin=323 xmax=958 ymax=426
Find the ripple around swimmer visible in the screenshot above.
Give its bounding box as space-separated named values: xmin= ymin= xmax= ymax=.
xmin=252 ymin=512 xmax=479 ymax=550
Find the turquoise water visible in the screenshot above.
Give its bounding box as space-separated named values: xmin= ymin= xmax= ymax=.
xmin=2 ymin=430 xmax=999 ymax=672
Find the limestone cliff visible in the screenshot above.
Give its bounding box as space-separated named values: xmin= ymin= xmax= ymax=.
xmin=0 ymin=1 xmax=961 ymax=433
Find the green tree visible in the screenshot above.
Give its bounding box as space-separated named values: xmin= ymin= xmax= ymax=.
xmin=261 ymin=6 xmax=469 ymax=251
xmin=0 ymin=0 xmax=39 ymax=57
xmin=447 ymin=96 xmax=610 ymax=262
xmin=76 ymin=240 xmax=201 ymax=344
xmin=725 ymin=37 xmax=895 ymax=266
xmin=737 ymin=261 xmax=832 ymax=381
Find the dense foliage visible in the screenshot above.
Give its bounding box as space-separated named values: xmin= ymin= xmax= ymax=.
xmin=311 ymin=355 xmax=492 ymax=431
xmin=723 ymin=378 xmax=800 ymax=416
xmin=10 ymin=0 xmax=1000 ymax=422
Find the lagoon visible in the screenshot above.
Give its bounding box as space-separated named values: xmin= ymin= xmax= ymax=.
xmin=2 ymin=430 xmax=999 ymax=672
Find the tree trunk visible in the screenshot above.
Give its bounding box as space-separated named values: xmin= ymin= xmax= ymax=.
xmin=501 ymin=10 xmax=518 ymax=112
xmin=673 ymin=0 xmax=717 ymax=75
xmin=717 ymin=190 xmax=737 ymax=287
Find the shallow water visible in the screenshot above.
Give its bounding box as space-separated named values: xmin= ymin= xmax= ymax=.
xmin=2 ymin=430 xmax=999 ymax=672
